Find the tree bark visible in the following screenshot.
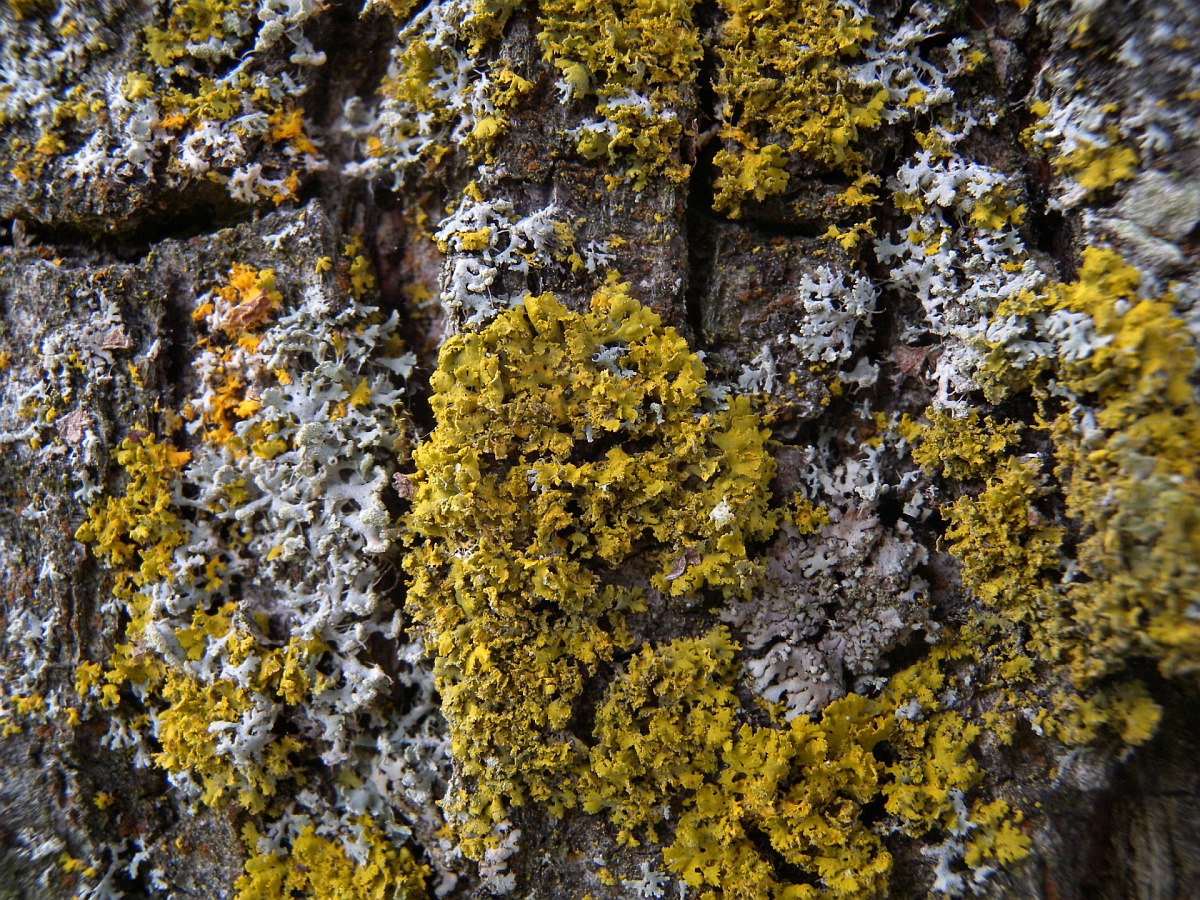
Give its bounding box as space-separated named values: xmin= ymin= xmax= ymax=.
xmin=2 ymin=0 xmax=1199 ymax=898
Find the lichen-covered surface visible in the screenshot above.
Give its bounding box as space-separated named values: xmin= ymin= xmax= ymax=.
xmin=2 ymin=0 xmax=1200 ymax=898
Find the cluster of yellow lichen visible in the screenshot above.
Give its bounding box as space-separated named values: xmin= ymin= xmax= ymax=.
xmin=584 ymin=627 xmax=894 ymax=900
xmin=1039 ymin=252 xmax=1200 ymax=681
xmin=154 ymin=663 xmax=308 ymax=808
xmin=373 ymin=0 xmax=920 ymax=204
xmin=910 ymin=409 xmax=1023 ymax=482
xmin=72 ymin=429 xmax=324 ymax=810
xmin=943 ymin=456 xmax=1066 ymax=654
xmin=2 ymin=0 xmax=322 ymax=199
xmin=536 ymin=0 xmax=702 ymax=188
xmin=978 ymin=249 xmax=1199 ymax=682
xmin=132 ymin=0 xmax=319 ymax=200
xmin=1 ymin=0 xmax=112 ymax=182
xmin=404 ymin=284 xmax=1030 ymax=892
xmin=74 ymin=432 xmax=191 ymax=592
xmin=908 ymin=248 xmax=1198 ymax=750
xmin=711 ymin=0 xmax=885 ymax=216
xmin=69 ymin=257 xmax=431 ymax=896
xmin=1023 ymin=100 xmax=1140 ymax=196
xmin=235 ymin=817 xmax=429 ymax=900
xmin=376 ymin=0 xmax=703 ymax=186
xmin=372 ymin=0 xmax=528 ymax=171
xmin=71 ymin=266 xmax=325 ymax=812
xmin=403 ymin=280 xmax=779 ymax=853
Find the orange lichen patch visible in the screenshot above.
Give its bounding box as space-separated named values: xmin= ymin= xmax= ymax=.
xmin=273 ymin=170 xmax=302 ymax=205
xmin=188 ymin=357 xmax=272 ymax=451
xmin=216 ymin=265 xmax=283 ymax=335
xmin=267 ymin=107 xmax=318 ymax=155
xmin=185 ymin=265 xmax=287 ymax=447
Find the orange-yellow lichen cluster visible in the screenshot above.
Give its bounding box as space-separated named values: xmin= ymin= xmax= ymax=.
xmin=404 ymin=285 xmax=1028 ymax=894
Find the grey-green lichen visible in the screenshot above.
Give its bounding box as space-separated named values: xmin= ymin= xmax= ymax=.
xmin=52 ymin=216 xmax=443 ymax=897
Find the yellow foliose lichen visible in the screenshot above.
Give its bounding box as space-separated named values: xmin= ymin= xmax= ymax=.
xmin=537 ymin=0 xmax=702 ymax=188
xmin=910 ymin=409 xmax=1023 ymax=481
xmin=943 ymin=458 xmax=1066 ymax=656
xmin=974 ymin=249 xmax=1200 ymax=682
xmin=1047 ymin=250 xmax=1200 ymax=681
xmin=711 ymin=0 xmax=887 ymax=215
xmin=235 ymin=817 xmax=429 ymax=900
xmin=154 ymin=668 xmax=303 ymax=812
xmin=1054 ymin=141 xmax=1139 ymax=193
xmin=74 ymin=432 xmax=191 ymax=589
xmin=917 ymin=247 xmax=1198 ymax=752
xmin=580 ymin=627 xmax=741 ymax=845
xmin=403 ymin=279 xmax=779 ymax=855
xmin=583 ymin=630 xmax=1024 ymax=898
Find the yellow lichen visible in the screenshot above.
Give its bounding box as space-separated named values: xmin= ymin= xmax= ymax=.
xmin=266 ymin=107 xmax=318 ymax=156
xmin=403 ymin=280 xmax=778 ymax=855
xmin=788 ymin=495 xmax=831 ymax=535
xmin=964 ymin=800 xmax=1030 ymax=870
xmin=581 ymin=628 xmax=743 ymax=846
xmin=74 ymin=433 xmax=191 ymax=589
xmin=235 ymin=818 xmax=429 ymax=900
xmin=943 ymin=459 xmax=1066 ymax=659
xmin=143 ymin=0 xmax=246 ymax=68
xmin=536 ymin=0 xmax=702 ymax=188
xmin=970 ymin=190 xmax=1026 ymax=232
xmin=154 ymin=668 xmax=303 ymax=812
xmin=404 ymin=280 xmax=1028 ymax=893
xmin=1036 ymin=681 xmax=1162 ymax=747
xmin=376 ymin=0 xmax=523 ymax=168
xmin=582 ymin=630 xmax=1023 ymax=898
xmin=916 ymin=247 xmax=1197 ymax=749
xmin=978 ymin=249 xmax=1200 ymax=681
xmin=911 ymin=409 xmax=1023 ymax=482
xmin=1054 ymin=141 xmax=1138 ymax=192
xmin=1045 ymin=250 xmax=1200 ymax=680
xmin=216 ymin=264 xmax=283 ymax=334
xmin=344 ymin=240 xmax=378 ymax=300
xmin=711 ymin=0 xmax=886 ymax=216
xmin=71 ymin=261 xmax=406 ymax=830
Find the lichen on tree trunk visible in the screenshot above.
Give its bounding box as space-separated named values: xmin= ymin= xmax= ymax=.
xmin=2 ymin=0 xmax=1199 ymax=898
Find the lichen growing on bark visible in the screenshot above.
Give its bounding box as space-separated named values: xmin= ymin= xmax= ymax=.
xmin=402 ymin=282 xmax=1029 ymax=896
xmin=4 ymin=0 xmax=1200 ymax=897
xmin=401 ymin=281 xmax=778 ymax=854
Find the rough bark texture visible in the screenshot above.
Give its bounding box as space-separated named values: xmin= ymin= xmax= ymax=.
xmin=2 ymin=1 xmax=1199 ymax=898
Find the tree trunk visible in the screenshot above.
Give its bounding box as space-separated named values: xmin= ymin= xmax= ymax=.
xmin=2 ymin=0 xmax=1199 ymax=897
